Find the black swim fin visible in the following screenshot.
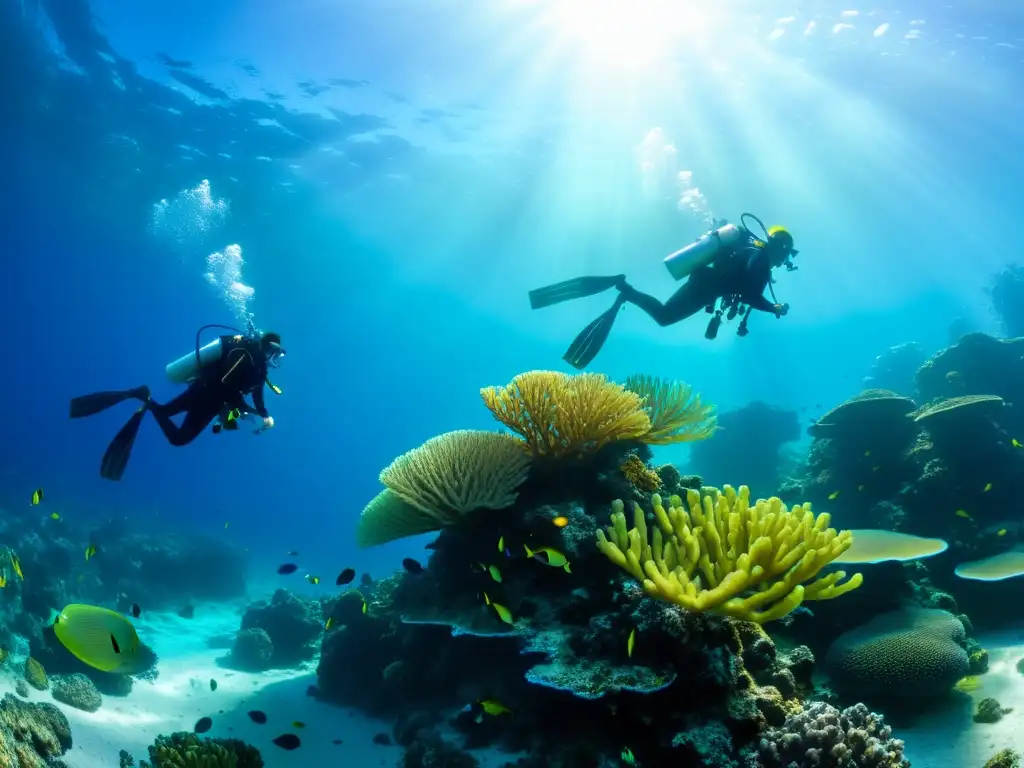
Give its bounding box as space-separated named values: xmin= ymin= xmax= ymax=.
xmin=529 ymin=275 xmax=625 ymax=310
xmin=70 ymin=386 xmax=150 ymax=419
xmin=562 ymin=295 xmax=626 ymax=370
xmin=100 ymin=406 xmax=147 ymax=482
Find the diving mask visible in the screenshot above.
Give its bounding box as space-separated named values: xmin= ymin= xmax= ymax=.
xmin=266 ymin=342 xmax=286 ymax=368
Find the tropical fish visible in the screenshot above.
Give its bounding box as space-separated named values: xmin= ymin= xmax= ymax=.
xmin=30 ymin=488 xmax=43 ymax=506
xmin=10 ymin=554 xmax=22 ymax=581
xmin=209 ymin=678 xmax=217 ymax=692
xmin=247 ymin=710 xmax=267 ymax=724
xmin=224 ymin=522 xmax=230 ymax=529
xmin=0 ymin=574 xmax=6 ymax=589
xmin=622 ymin=747 xmax=636 ymax=765
xmin=487 ymin=565 xmax=502 ymax=583
xmin=325 ymin=616 xmax=334 ymax=631
xmin=361 ymin=598 xmax=368 ymax=615
xmin=194 ymin=717 xmax=213 ymax=734
xmin=277 ymin=563 xmax=299 ymax=575
xmin=292 ymin=721 xmax=305 ymax=729
xmin=497 ymin=535 xmax=505 ymax=553
xmin=483 ymin=592 xmax=513 ymax=625
xmin=864 ymin=450 xmax=871 ymax=457
xmin=53 ymin=603 xmax=145 ymax=674
xmin=49 ymin=512 xmax=61 ymax=521
xmin=627 ymin=627 xmax=636 ymax=659
xmin=998 ymin=529 xmax=1008 ymax=537
xmin=130 ymin=603 xmax=141 ymax=618
xmin=304 ymin=574 xmax=320 ymax=585
xmin=402 ymin=558 xmax=424 ymax=574
xmin=956 ymin=510 xmax=973 ymax=520
xmin=272 ymin=734 xmax=301 ymax=751
xmin=84 ymin=544 xmax=98 ymax=561
xmin=332 ymin=739 xmax=343 ymax=745
xmin=336 ymin=568 xmax=355 ymax=586
xmin=287 ymin=550 xmax=299 ymax=556
xmin=478 ymin=699 xmax=512 ymax=717
xmin=552 ymin=516 xmax=569 ymax=528
xmin=828 ymin=491 xmax=840 ymax=500
xmin=1012 ymin=439 xmax=1022 ymax=449
xmin=984 ymin=483 xmax=993 ymax=493
xmin=523 ymin=544 xmax=572 ymax=573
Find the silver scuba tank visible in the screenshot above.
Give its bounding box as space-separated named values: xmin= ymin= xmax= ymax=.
xmin=165 ymin=338 xmax=225 ymax=384
xmin=663 ymin=223 xmax=746 ymax=281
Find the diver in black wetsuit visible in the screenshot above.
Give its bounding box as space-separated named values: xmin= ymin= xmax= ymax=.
xmin=69 ymin=327 xmax=285 ymax=481
xmin=529 ymin=214 xmax=798 ymax=369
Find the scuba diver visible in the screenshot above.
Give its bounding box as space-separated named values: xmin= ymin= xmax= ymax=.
xmin=68 ymin=323 xmax=285 ymax=481
xmin=528 ymin=213 xmax=798 ymax=369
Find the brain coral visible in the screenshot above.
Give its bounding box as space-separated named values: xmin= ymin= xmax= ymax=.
xmin=824 ymin=608 xmax=969 ymax=699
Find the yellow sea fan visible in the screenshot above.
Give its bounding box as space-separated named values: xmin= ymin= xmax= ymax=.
xmin=624 ymin=374 xmax=717 ymax=445
xmin=481 ymin=371 xmax=651 ymax=458
xmin=596 ymin=485 xmax=863 ymax=623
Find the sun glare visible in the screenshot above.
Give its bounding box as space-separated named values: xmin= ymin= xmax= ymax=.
xmin=524 ymin=0 xmax=717 ymax=70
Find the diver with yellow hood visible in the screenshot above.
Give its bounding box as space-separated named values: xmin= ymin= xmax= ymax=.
xmin=529 ymin=214 xmax=798 ymax=369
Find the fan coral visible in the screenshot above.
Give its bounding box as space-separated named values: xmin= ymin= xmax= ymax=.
xmin=596 ymin=487 xmax=862 ymax=623
xmin=623 ymin=374 xmax=717 ymax=444
xmin=480 ymin=370 xmax=650 ymax=457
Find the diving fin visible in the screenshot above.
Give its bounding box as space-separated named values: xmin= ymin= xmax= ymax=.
xmin=70 ymin=386 xmax=150 ymax=419
xmin=100 ymin=406 xmax=147 ymax=482
xmin=529 ymin=275 xmax=625 ymax=310
xmin=562 ymin=295 xmax=626 ymax=370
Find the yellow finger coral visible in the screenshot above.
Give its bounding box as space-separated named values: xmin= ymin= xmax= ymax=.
xmin=481 ymin=371 xmax=651 ymax=458
xmin=624 ymin=374 xmax=717 ymax=444
xmin=596 ymin=485 xmax=863 ymax=623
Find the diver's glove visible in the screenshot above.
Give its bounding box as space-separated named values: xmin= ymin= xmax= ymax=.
xmin=773 ymin=303 xmax=790 ymax=317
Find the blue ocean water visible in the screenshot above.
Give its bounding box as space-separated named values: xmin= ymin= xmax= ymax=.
xmin=4 ymin=1 xmax=1024 ymax=766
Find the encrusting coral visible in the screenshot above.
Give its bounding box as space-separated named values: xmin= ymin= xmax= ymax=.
xmin=135 ymin=731 xmax=263 ymax=768
xmin=481 ymin=370 xmax=651 ymax=457
xmin=620 ymin=454 xmax=662 ymax=492
xmin=596 ymin=486 xmax=862 ymax=623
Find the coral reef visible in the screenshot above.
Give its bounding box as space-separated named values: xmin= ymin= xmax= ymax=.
xmin=227 ymin=628 xmax=273 ymax=672
xmin=985 ymin=749 xmax=1021 ymax=768
xmin=988 ymin=263 xmax=1024 ymax=337
xmin=235 ymin=590 xmax=322 ymax=667
xmin=133 ymin=731 xmax=263 ymax=768
xmin=51 ymin=673 xmax=102 ymax=713
xmin=0 ymin=693 xmax=72 ymax=767
xmin=23 ymin=658 xmax=46 ymax=691
xmin=758 ymin=701 xmax=909 ymax=767
xmin=973 ymin=697 xmax=1012 ymax=724
xmin=596 ymin=488 xmax=861 ymax=622
xmin=863 ymin=342 xmax=926 ymax=397
xmin=689 ymin=401 xmax=800 ymax=497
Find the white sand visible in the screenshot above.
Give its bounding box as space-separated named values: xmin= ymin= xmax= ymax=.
xmin=901 ymin=629 xmax=1024 ymax=767
xmin=9 ymin=606 xmax=513 ymax=767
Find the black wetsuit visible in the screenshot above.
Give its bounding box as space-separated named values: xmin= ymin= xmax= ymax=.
xmin=149 ymin=335 xmax=269 ymax=447
xmin=620 ymin=244 xmax=780 ymax=327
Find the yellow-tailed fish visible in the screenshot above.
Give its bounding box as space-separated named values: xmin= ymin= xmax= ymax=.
xmin=497 ymin=535 xmax=505 ymax=554
xmin=955 ymin=510 xmax=972 ymax=520
xmin=523 ymin=544 xmax=572 ymax=573
xmin=1013 ymin=439 xmax=1022 ymax=449
xmin=292 ymin=721 xmax=305 ymax=729
xmin=487 ymin=565 xmax=502 ymax=583
xmin=954 ymin=675 xmax=982 ymax=693
xmin=478 ymin=699 xmax=512 ymax=717
xmin=10 ymin=554 xmax=23 ymax=581
xmin=984 ymin=483 xmax=993 ymax=492
xmin=828 ymin=491 xmax=840 ymax=500
xmin=361 ymin=599 xmax=368 ymax=615
xmin=552 ymin=516 xmax=569 ymax=528
xmin=627 ymin=627 xmax=636 ymax=658
xmin=30 ymin=488 xmax=43 ymax=506
xmin=325 ymin=616 xmax=334 ymax=631
xmin=50 ymin=512 xmax=61 ymax=521
xmin=305 ymin=574 xmax=321 ymax=585
xmin=0 ymin=574 xmax=6 ymax=588
xmin=998 ymin=529 xmax=1008 ymax=537
xmin=483 ymin=592 xmax=513 ymax=625
xmin=53 ymin=604 xmax=146 ymax=673
xmin=85 ymin=544 xmax=97 ymax=561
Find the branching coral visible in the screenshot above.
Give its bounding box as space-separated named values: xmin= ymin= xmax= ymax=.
xmin=596 ymin=486 xmax=863 ymax=623
xmin=480 ymin=371 xmax=650 ymax=457
xmin=139 ymin=732 xmax=263 ymax=768
xmin=624 ymin=374 xmax=717 ymax=444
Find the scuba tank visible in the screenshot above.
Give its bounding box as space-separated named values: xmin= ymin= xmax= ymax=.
xmin=165 ymin=338 xmax=225 ymax=384
xmin=663 ymin=223 xmax=746 ymax=281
